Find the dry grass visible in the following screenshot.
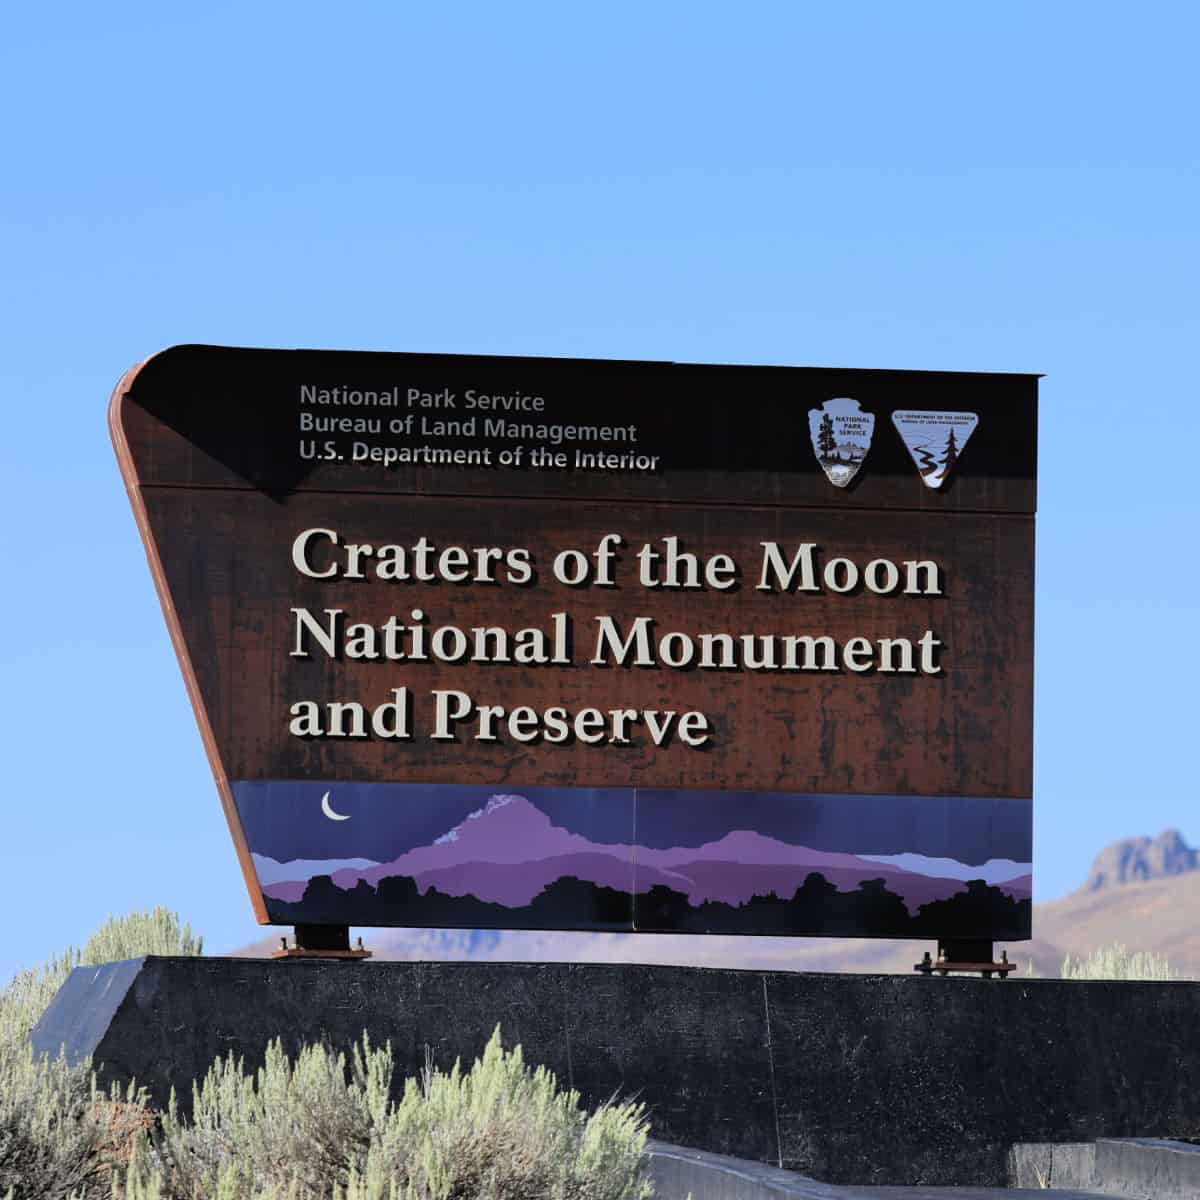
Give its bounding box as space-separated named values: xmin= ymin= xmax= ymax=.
xmin=1061 ymin=943 xmax=1178 ymax=981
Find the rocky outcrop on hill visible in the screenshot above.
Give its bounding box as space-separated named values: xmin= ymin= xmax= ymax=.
xmin=1084 ymin=828 xmax=1198 ymax=890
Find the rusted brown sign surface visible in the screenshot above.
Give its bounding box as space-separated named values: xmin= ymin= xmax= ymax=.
xmin=111 ymin=345 xmax=1036 ymax=939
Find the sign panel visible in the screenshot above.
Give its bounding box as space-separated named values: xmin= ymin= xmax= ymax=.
xmin=110 ymin=346 xmax=1036 ymax=940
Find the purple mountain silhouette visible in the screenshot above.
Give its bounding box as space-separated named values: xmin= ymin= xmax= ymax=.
xmin=652 ymin=861 xmax=939 ymax=909
xmin=332 ymin=795 xmax=628 ymax=887
xmin=1000 ymin=874 xmax=1032 ymax=900
xmin=415 ymin=853 xmax=635 ymax=907
xmin=257 ymin=793 xmax=1030 ymax=913
xmin=640 ymin=830 xmax=872 ymax=873
xmin=263 ymin=879 xmax=308 ymax=902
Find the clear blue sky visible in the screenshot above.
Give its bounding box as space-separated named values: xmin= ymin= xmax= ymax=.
xmin=2 ymin=4 xmax=1197 ymax=979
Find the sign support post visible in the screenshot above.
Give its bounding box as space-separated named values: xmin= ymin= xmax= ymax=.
xmin=914 ymin=941 xmax=1016 ymax=978
xmin=272 ymin=926 xmax=372 ymax=960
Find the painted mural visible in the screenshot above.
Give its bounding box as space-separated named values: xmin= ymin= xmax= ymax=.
xmin=236 ymin=783 xmax=1032 ymax=939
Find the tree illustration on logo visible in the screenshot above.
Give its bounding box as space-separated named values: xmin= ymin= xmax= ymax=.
xmin=818 ymin=413 xmax=837 ymax=461
xmin=941 ymin=426 xmax=959 ymax=476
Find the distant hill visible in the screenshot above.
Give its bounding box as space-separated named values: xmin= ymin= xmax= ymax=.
xmin=232 ymin=829 xmax=1200 ymax=979
xmin=1083 ymin=828 xmax=1198 ymax=890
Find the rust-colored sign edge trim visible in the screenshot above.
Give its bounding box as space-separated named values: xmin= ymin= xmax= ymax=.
xmin=108 ymin=358 xmax=268 ymax=923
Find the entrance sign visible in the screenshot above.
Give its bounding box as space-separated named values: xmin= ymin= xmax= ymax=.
xmin=110 ymin=347 xmax=1036 ymax=940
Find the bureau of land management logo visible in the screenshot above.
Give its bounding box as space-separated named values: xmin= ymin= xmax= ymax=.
xmin=808 ymin=397 xmax=875 ymax=488
xmin=891 ymin=410 xmax=979 ymax=489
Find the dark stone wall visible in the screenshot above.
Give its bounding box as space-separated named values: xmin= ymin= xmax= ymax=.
xmin=30 ymin=958 xmax=1200 ymax=1187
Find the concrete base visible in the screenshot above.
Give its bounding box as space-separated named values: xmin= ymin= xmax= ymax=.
xmin=1011 ymin=1138 xmax=1200 ymax=1198
xmin=1008 ymin=1143 xmax=1097 ymax=1191
xmin=649 ymin=1141 xmax=1105 ymax=1198
xmin=30 ymin=957 xmax=1200 ymax=1188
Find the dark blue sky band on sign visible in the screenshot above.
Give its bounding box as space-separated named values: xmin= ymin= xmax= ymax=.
xmin=233 ymin=781 xmax=1031 ymax=867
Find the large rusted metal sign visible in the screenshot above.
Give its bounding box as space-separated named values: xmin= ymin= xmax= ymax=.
xmin=110 ymin=346 xmax=1036 ymax=940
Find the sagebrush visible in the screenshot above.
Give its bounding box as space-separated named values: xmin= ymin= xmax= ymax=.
xmin=0 ymin=908 xmax=200 ymax=1200
xmin=135 ymin=1026 xmax=652 ymax=1200
xmin=1 ymin=912 xmax=653 ymax=1200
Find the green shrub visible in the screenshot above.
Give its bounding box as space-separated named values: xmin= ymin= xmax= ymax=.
xmin=1061 ymin=943 xmax=1177 ymax=981
xmin=0 ymin=909 xmax=199 ymax=1200
xmin=137 ymin=1026 xmax=652 ymax=1200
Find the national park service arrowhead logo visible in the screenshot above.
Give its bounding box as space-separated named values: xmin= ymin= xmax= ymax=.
xmin=808 ymin=397 xmax=875 ymax=488
xmin=891 ymin=410 xmax=979 ymax=489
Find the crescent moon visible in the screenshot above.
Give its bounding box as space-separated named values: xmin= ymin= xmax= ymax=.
xmin=320 ymin=791 xmax=350 ymax=821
